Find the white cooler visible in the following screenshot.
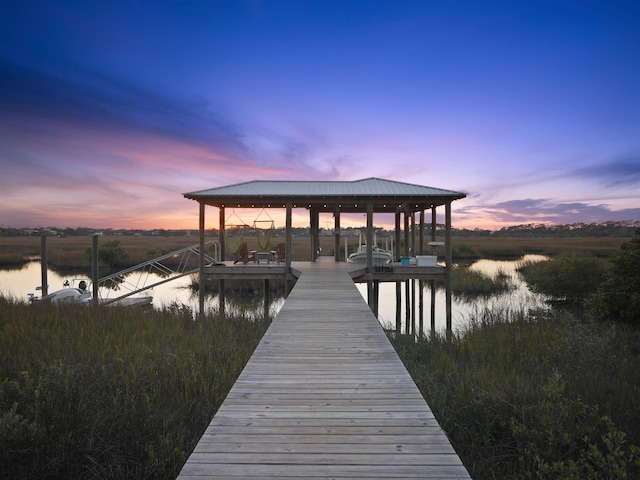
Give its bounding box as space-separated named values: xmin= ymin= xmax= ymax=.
xmin=416 ymin=255 xmax=437 ymax=266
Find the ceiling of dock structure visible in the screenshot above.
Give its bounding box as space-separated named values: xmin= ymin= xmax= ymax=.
xmin=183 ymin=177 xmax=467 ymax=213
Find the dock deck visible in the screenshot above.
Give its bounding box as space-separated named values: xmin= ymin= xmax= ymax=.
xmin=178 ymin=259 xmax=470 ymax=479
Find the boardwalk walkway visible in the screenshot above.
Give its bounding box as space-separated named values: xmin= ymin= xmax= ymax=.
xmin=178 ymin=260 xmax=470 ymax=479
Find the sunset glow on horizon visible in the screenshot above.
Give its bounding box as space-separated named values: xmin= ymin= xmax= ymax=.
xmin=2 ymin=1 xmax=639 ymax=232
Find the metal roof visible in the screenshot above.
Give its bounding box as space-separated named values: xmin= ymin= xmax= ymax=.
xmin=184 ymin=177 xmax=466 ymax=212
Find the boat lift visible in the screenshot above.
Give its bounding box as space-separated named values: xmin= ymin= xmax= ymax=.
xmin=97 ymin=241 xmax=221 ymax=305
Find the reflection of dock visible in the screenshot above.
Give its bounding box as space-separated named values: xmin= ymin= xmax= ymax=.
xmin=177 ymin=259 xmax=470 ymax=479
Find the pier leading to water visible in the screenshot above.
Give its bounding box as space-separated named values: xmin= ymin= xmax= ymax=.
xmin=177 ymin=259 xmax=470 ymax=479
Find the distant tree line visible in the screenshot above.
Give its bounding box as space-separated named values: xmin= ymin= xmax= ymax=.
xmin=1 ymin=220 xmax=638 ymax=238
xmin=448 ymin=220 xmax=640 ymax=238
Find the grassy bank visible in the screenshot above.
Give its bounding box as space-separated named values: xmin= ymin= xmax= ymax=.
xmin=0 ymin=299 xmax=269 ymax=479
xmin=450 ymin=236 xmax=628 ymax=259
xmin=390 ymin=311 xmax=640 ymax=479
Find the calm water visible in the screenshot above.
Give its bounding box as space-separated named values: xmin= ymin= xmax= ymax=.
xmin=0 ymin=255 xmax=548 ymax=332
xmin=0 ymin=262 xmax=284 ymax=317
xmin=357 ymin=254 xmax=549 ymax=332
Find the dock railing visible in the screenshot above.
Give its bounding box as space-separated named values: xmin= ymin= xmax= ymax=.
xmin=96 ymin=240 xmax=220 ymax=305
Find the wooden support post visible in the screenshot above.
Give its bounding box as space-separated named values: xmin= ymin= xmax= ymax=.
xmin=395 ymin=281 xmax=402 ymax=334
xmin=411 ymin=212 xmax=415 ymax=256
xmin=445 ymin=201 xmax=453 ymax=332
xmin=431 ymin=284 xmax=436 ymax=333
xmin=310 ymin=207 xmax=320 ymax=261
xmin=431 ymin=205 xmax=437 ymax=332
xmin=419 ymin=210 xmax=425 ymax=255
xmin=199 ymin=202 xmax=205 ymax=318
xmin=219 ymin=206 xmax=225 ymax=308
xmin=219 ymin=282 xmax=226 ymax=318
xmin=344 ymin=236 xmax=348 ymax=262
xmin=264 ymin=279 xmax=270 ymax=320
xmin=394 ymin=211 xmax=401 ymax=262
xmin=366 ymin=203 xmax=374 ymax=311
xmin=411 ymin=278 xmax=416 ymax=336
xmin=404 ymin=210 xmax=410 ymax=257
xmin=371 ymin=280 xmax=379 ymax=318
xmin=92 ymin=233 xmax=99 ymax=306
xmin=419 ymin=279 xmax=424 ymax=337
xmin=219 ymin=206 xmax=225 ymax=262
xmin=366 ymin=203 xmax=373 ymax=269
xmin=405 ymin=280 xmax=410 ymax=334
xmin=40 ymin=235 xmax=48 ymax=296
xmin=334 ymin=207 xmax=341 ymax=262
xmin=285 ymin=203 xmax=293 ymax=295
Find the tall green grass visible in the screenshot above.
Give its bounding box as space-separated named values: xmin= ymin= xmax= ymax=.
xmin=0 ymin=298 xmax=269 ymax=479
xmin=391 ymin=309 xmax=640 ymax=479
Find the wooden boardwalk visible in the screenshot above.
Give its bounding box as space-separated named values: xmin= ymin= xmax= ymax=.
xmin=178 ymin=260 xmax=470 ymax=479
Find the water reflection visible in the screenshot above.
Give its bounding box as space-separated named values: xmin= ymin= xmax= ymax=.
xmin=356 ymin=254 xmax=549 ymax=333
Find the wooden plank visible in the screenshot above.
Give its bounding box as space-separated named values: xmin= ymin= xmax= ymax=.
xmin=177 ymin=260 xmax=470 ymax=479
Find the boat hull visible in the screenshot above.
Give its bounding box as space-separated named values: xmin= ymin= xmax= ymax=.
xmin=347 ymin=251 xmax=392 ymax=265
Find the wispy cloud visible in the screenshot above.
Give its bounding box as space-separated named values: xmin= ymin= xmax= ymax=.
xmin=0 ymin=59 xmax=349 ymax=189
xmin=573 ymin=152 xmax=640 ymax=188
xmin=0 ymin=60 xmax=246 ymax=155
xmin=458 ymin=197 xmax=640 ymax=227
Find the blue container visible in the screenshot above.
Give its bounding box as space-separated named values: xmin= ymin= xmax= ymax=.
xmin=401 ymin=256 xmax=410 ymax=266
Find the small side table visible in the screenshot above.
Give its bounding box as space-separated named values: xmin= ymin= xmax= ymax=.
xmin=255 ymin=251 xmax=272 ymax=263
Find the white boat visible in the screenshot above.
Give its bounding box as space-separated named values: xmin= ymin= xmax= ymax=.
xmin=29 ymin=280 xmax=152 ymax=307
xmin=35 ymin=286 xmax=92 ymax=304
xmin=347 ymin=230 xmax=393 ymax=265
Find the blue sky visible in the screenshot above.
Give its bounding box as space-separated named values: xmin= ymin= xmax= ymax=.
xmin=1 ymin=0 xmax=639 ymax=230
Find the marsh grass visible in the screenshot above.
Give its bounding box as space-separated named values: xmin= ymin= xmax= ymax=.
xmin=391 ymin=309 xmax=640 ymax=479
xmin=517 ymin=254 xmax=610 ymax=304
xmin=0 ymin=298 xmax=270 ymax=479
xmin=0 ymin=252 xmax=34 ymax=269
xmin=451 ymin=236 xmax=628 ymax=259
xmin=450 ymin=263 xmax=514 ymax=299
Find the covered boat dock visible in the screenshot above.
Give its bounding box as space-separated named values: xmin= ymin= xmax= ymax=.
xmin=183 ymin=177 xmax=466 ymax=330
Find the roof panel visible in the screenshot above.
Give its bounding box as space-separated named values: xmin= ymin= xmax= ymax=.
xmin=184 ymin=177 xmax=466 ymax=198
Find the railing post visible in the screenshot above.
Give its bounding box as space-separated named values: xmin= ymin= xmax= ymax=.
xmin=445 ymin=201 xmax=453 ymax=333
xmin=92 ymin=234 xmax=99 ymax=306
xmin=40 ymin=235 xmax=48 ymax=296
xmin=199 ymin=202 xmax=205 ymax=318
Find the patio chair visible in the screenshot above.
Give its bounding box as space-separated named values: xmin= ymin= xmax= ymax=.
xmin=273 ymin=242 xmax=286 ymax=263
xmin=234 ymin=243 xmax=255 ymax=264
